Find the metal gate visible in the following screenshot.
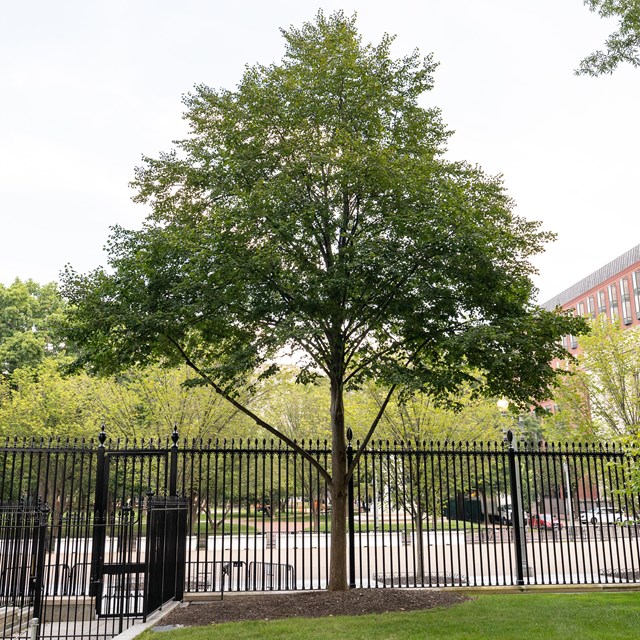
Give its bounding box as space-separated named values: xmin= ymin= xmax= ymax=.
xmin=145 ymin=496 xmax=187 ymax=615
xmin=90 ymin=430 xmax=186 ymax=622
xmin=0 ymin=502 xmax=48 ymax=637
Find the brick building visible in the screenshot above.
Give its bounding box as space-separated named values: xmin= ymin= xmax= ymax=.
xmin=539 ymin=243 xmax=640 ymax=412
xmin=541 ymin=242 xmax=640 ymax=347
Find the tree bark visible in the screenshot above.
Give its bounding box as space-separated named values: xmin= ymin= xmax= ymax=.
xmin=328 ymin=377 xmax=349 ymax=591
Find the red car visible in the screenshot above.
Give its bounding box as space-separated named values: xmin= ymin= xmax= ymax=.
xmin=529 ymin=513 xmax=561 ymax=529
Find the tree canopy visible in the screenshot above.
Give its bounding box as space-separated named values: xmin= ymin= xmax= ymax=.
xmin=578 ymin=0 xmax=640 ymax=75
xmin=62 ymin=11 xmax=586 ymax=589
xmin=0 ymin=279 xmax=66 ymax=378
xmin=551 ymin=319 xmax=640 ymax=437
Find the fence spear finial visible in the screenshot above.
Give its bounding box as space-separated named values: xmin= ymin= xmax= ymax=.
xmin=171 ymin=424 xmax=179 ymax=447
xmin=98 ymin=424 xmax=107 ymax=447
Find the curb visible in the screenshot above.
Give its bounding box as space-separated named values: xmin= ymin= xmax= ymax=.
xmin=112 ymin=601 xmax=183 ymax=640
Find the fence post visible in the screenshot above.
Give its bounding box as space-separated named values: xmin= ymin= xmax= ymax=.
xmin=346 ymin=427 xmax=356 ymax=589
xmin=90 ymin=426 xmax=108 ymax=599
xmin=169 ymin=425 xmax=179 ymax=497
xmin=168 ymin=426 xmax=186 ymax=603
xmin=507 ymin=430 xmax=528 ymax=586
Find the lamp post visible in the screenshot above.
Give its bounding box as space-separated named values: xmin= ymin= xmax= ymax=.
xmin=498 ymin=400 xmax=529 ymax=585
xmin=563 ymin=458 xmax=575 ymax=540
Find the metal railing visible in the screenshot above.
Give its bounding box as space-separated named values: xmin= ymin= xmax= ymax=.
xmin=1 ymin=430 xmax=639 ymax=639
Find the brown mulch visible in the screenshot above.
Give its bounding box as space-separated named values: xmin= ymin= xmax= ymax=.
xmin=159 ymin=590 xmax=470 ymax=626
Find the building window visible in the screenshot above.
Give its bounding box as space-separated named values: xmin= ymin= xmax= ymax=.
xmin=570 ymin=334 xmax=578 ymax=349
xmin=577 ymin=301 xmax=586 ymax=317
xmin=561 ymin=335 xmax=569 ymax=350
xmin=633 ymin=269 xmax=640 ymax=321
xmin=587 ymin=296 xmax=596 ymax=319
xmin=598 ymin=290 xmax=607 ymax=316
xmin=620 ymin=277 xmax=632 ymax=325
xmin=608 ymin=283 xmax=619 ymax=321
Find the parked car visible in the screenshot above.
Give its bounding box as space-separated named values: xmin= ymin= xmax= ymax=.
xmin=580 ymin=507 xmax=629 ymax=524
xmin=529 ymin=513 xmax=561 ymax=529
xmin=499 ymin=506 xmax=512 ymax=526
xmin=499 ymin=506 xmax=527 ymax=526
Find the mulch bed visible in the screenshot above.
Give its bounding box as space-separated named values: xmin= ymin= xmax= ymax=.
xmin=159 ymin=589 xmax=470 ymax=626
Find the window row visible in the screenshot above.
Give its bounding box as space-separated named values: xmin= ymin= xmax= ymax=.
xmin=561 ymin=269 xmax=640 ymax=351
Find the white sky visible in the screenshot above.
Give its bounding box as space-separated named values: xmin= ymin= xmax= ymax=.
xmin=1 ymin=1 xmax=638 ymax=304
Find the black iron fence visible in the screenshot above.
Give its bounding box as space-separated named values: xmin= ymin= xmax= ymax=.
xmin=1 ymin=429 xmax=639 ymax=640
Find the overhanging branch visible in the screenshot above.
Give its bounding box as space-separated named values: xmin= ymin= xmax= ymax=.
xmin=166 ymin=335 xmax=332 ymax=484
xmin=347 ymin=384 xmax=396 ymax=481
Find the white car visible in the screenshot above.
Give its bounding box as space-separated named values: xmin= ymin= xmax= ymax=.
xmin=580 ymin=507 xmax=629 ymax=524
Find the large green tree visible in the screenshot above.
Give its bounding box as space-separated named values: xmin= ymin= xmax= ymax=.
xmin=577 ymin=1 xmax=640 ymax=75
xmin=62 ymin=12 xmax=585 ymax=590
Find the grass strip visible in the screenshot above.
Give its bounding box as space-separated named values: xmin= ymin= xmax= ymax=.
xmin=143 ymin=592 xmax=640 ymax=640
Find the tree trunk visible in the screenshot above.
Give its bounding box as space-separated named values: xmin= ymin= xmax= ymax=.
xmin=328 ymin=377 xmax=349 ymax=591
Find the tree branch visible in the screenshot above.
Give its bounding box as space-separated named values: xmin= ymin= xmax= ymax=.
xmin=165 ymin=334 xmax=332 ymax=484
xmin=348 ymin=384 xmax=397 ymax=480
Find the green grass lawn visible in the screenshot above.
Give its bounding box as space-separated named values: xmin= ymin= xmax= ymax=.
xmin=145 ymin=592 xmax=640 ymax=640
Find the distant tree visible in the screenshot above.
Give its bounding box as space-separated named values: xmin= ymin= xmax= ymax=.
xmin=90 ymin=363 xmax=252 ymax=440
xmin=577 ymin=1 xmax=640 ymax=75
xmin=542 ymin=370 xmax=600 ymax=441
xmin=553 ymin=320 xmax=640 ymax=437
xmin=0 ymin=360 xmax=251 ymax=441
xmin=0 ymin=359 xmax=98 ymax=438
xmin=362 ymin=385 xmax=507 ymax=578
xmin=254 ymin=368 xmax=334 ymax=529
xmin=370 ymin=385 xmax=505 ymax=444
xmin=0 ymin=280 xmax=66 ymax=377
xmin=254 ymin=367 xmax=332 ymax=442
xmin=62 ymin=11 xmax=586 ymax=589
xmin=551 ymin=319 xmax=640 ymax=508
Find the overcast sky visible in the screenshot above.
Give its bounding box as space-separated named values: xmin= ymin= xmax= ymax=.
xmin=1 ymin=1 xmax=638 ymax=303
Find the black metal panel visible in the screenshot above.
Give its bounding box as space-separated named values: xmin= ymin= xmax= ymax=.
xmin=93 ymin=446 xmax=171 ymax=620
xmin=0 ymin=502 xmax=48 ymax=603
xmin=0 ymin=502 xmax=49 ymax=639
xmin=144 ymin=496 xmax=187 ymax=617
